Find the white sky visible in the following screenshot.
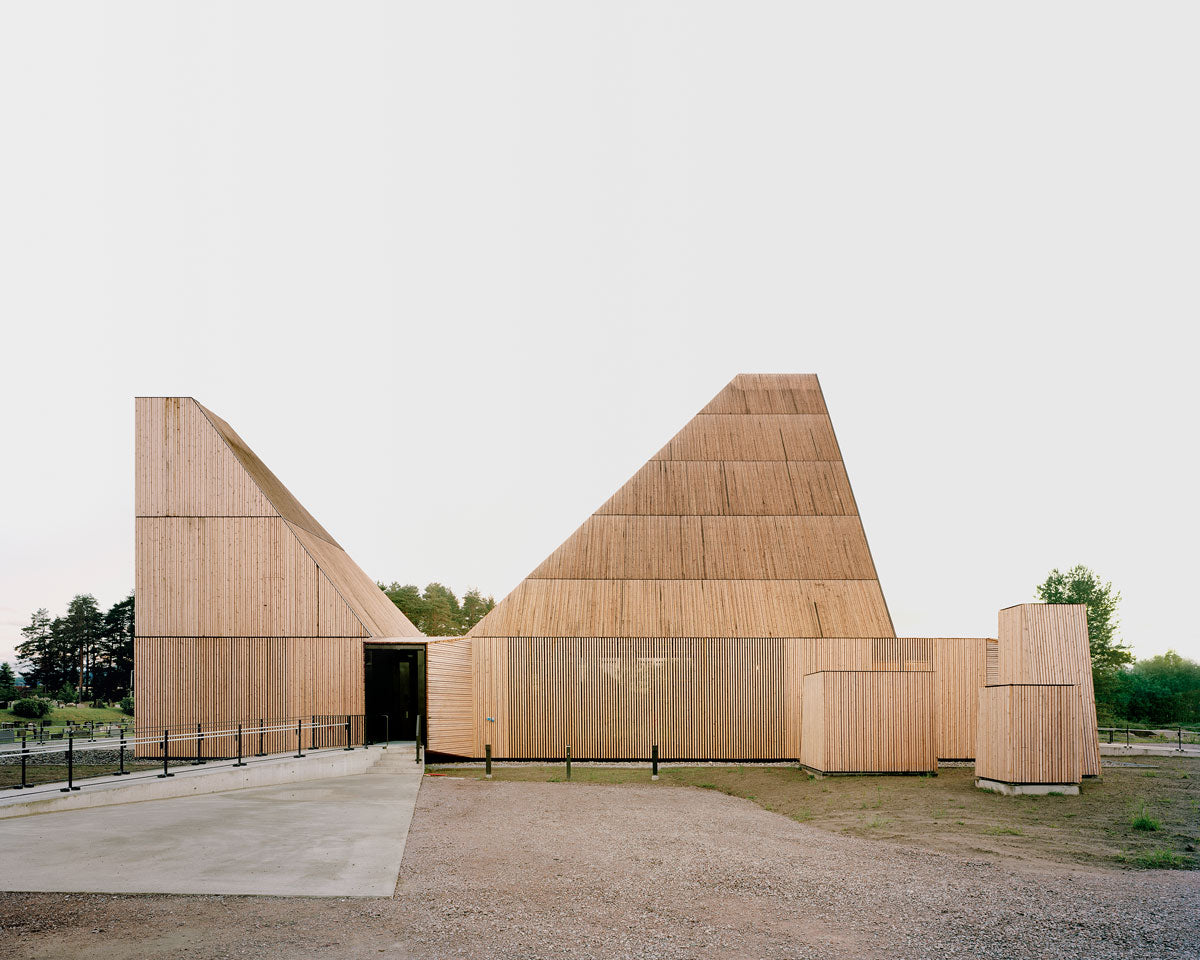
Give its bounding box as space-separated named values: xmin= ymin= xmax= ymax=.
xmin=1 ymin=3 xmax=1197 ymax=669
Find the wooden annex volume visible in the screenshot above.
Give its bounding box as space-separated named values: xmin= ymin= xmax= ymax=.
xmin=134 ymin=397 xmax=420 ymax=756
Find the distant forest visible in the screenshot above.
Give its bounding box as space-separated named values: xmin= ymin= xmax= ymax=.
xmin=377 ymin=582 xmax=495 ymax=636
xmin=6 ymin=582 xmax=493 ymax=703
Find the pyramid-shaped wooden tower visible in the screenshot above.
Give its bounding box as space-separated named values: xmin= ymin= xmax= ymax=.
xmin=470 ymin=374 xmax=894 ymax=639
xmin=135 ymin=397 xmax=418 ymax=750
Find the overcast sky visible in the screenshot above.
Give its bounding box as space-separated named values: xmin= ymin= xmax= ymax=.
xmin=2 ymin=3 xmax=1197 ymax=670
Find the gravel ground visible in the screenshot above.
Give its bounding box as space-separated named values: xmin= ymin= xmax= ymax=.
xmin=1 ymin=777 xmax=1197 ymax=960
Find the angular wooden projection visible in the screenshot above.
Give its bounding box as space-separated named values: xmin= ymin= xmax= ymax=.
xmin=994 ymin=603 xmax=1101 ymax=778
xmin=976 ymin=684 xmax=1082 ymax=788
xmin=469 ymin=375 xmax=894 ymax=640
xmin=134 ymin=398 xmax=419 ymax=753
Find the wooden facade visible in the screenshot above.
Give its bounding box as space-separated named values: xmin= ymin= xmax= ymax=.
xmin=976 ymin=684 xmax=1082 ymax=786
xmin=134 ymin=397 xmax=419 ymax=753
xmin=133 ymin=380 xmax=1098 ymax=778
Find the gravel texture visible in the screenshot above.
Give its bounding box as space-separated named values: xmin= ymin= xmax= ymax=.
xmin=1 ymin=777 xmax=1197 ymax=960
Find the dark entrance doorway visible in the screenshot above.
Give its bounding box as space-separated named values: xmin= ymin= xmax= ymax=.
xmin=364 ymin=645 xmax=425 ymax=743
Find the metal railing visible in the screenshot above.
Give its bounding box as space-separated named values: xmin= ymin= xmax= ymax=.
xmin=1098 ymin=726 xmax=1199 ymax=748
xmin=1 ymin=714 xmax=372 ymax=795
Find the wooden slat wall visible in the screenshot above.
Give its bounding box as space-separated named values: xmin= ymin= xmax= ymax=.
xmin=976 ymin=684 xmax=1082 ymax=785
xmin=471 ymin=637 xmax=802 ymax=759
xmin=427 ymin=637 xmax=475 ymax=755
xmin=997 ymin=604 xmax=1101 ymax=776
xmin=799 ymin=671 xmax=936 ymax=774
xmin=135 ymin=636 xmax=364 ymax=757
xmin=931 ymin=638 xmax=989 ymax=761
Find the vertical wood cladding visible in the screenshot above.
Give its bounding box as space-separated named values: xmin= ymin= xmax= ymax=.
xmin=452 ymin=636 xmax=974 ymax=761
xmin=426 ymin=637 xmax=474 ymax=755
xmin=799 ymin=671 xmax=936 ymax=774
xmin=135 ymin=397 xmax=418 ymax=752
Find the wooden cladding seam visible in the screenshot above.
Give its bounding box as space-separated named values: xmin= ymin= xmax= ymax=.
xmin=698 ymin=374 xmax=828 ymax=416
xmin=596 ymin=461 xmax=859 ymax=517
xmin=529 ymin=516 xmax=877 ymax=581
xmin=470 ymin=580 xmax=895 ymax=638
xmin=654 ymin=414 xmax=842 ymax=462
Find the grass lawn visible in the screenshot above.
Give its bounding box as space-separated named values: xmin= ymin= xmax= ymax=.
xmin=0 ymin=705 xmax=130 ymax=726
xmin=432 ymin=756 xmax=1200 ymax=871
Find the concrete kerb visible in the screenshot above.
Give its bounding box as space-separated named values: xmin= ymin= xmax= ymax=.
xmin=0 ymin=745 xmax=390 ymax=819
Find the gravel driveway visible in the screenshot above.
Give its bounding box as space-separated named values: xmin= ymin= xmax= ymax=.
xmin=1 ymin=777 xmax=1196 ymax=959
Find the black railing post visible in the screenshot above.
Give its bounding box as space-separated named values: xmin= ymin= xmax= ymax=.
xmin=485 ymin=743 xmax=492 ymax=779
xmin=1126 ymin=727 xmax=1130 ymax=746
xmin=295 ymin=719 xmax=304 ymax=758
xmin=652 ymin=744 xmax=659 ymax=781
xmin=1108 ymin=728 xmax=1114 ymax=744
xmin=158 ymin=729 xmax=174 ymax=778
xmin=311 ymin=715 xmax=317 ymax=752
xmin=1179 ymin=728 xmax=1184 ymax=751
xmin=344 ymin=714 xmax=353 ymax=751
xmin=16 ymin=732 xmax=28 ymax=789
xmin=566 ymin=745 xmax=572 ymax=781
xmin=117 ymin=727 xmax=128 ymax=775
xmin=415 ymin=715 xmax=422 ymax=763
xmin=192 ymin=722 xmax=204 ymax=765
xmin=257 ymin=718 xmax=265 ymax=756
xmin=61 ymin=730 xmax=80 ymax=792
xmin=235 ymin=723 xmax=246 ymax=767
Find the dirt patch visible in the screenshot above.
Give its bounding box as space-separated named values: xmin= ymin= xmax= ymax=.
xmin=1 ymin=776 xmax=1197 ymax=959
xmin=437 ymin=756 xmax=1200 ymax=870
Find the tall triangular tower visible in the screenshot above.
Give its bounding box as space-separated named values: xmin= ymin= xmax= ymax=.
xmin=470 ymin=374 xmax=893 ymax=639
xmin=135 ymin=397 xmax=418 ymax=747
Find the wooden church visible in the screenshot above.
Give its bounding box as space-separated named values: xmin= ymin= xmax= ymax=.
xmin=134 ymin=376 xmax=1100 ymax=789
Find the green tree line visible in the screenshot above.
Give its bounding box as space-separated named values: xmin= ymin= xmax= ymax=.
xmin=1037 ymin=565 xmax=1200 ymax=727
xmin=378 ymin=582 xmax=495 ymax=636
xmin=12 ymin=593 xmax=135 ymax=702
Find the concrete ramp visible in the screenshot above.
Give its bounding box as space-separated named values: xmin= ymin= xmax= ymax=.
xmin=0 ymin=754 xmax=423 ymax=897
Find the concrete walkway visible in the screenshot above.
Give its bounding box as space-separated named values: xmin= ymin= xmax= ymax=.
xmin=0 ymin=758 xmax=423 ymax=897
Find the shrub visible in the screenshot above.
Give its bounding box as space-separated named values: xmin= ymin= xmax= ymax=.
xmin=55 ymin=682 xmax=78 ymax=703
xmin=1136 ymin=849 xmax=1186 ymax=869
xmin=1131 ymin=806 xmax=1161 ymax=831
xmin=119 ymin=695 xmax=135 ymax=716
xmin=11 ymin=697 xmax=52 ymax=719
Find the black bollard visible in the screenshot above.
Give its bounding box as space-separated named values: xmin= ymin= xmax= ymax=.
xmin=415 ymin=715 xmax=422 ymax=764
xmin=566 ymin=745 xmax=571 ymax=781
xmin=158 ymin=729 xmax=174 ymax=777
xmin=485 ymin=743 xmax=492 ymax=779
xmin=652 ymin=744 xmax=659 ymax=781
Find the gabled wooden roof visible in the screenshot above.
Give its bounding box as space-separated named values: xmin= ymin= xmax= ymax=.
xmin=469 ymin=374 xmax=895 ymax=639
